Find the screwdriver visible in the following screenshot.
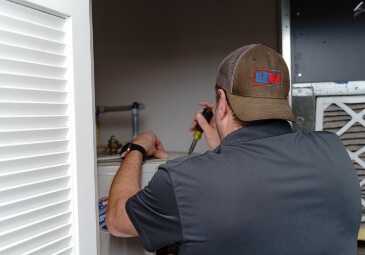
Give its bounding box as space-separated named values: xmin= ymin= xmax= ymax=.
xmin=188 ymin=107 xmax=213 ymax=154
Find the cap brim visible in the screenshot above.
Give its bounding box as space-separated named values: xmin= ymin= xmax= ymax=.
xmin=226 ymin=92 xmax=296 ymax=122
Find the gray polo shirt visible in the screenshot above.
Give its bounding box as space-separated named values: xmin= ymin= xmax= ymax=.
xmin=126 ymin=120 xmax=361 ymax=254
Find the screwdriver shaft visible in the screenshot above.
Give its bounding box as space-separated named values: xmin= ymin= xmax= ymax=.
xmin=188 ymin=139 xmax=198 ymax=155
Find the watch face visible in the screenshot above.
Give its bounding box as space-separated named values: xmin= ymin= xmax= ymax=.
xmin=120 ymin=143 xmax=131 ymax=158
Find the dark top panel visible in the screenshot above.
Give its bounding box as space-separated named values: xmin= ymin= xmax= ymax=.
xmin=291 ymin=0 xmax=365 ymax=83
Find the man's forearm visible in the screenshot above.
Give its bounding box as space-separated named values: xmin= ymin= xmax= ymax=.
xmin=106 ymin=150 xmax=143 ymax=237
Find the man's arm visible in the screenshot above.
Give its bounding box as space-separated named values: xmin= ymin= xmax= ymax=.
xmin=106 ymin=131 xmax=168 ymax=237
xmin=106 ymin=150 xmax=142 ymax=237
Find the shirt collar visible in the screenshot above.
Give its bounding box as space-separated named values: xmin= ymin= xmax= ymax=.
xmin=219 ymin=120 xmax=293 ymax=147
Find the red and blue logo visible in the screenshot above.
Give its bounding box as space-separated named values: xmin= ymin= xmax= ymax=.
xmin=252 ymin=69 xmax=282 ymax=87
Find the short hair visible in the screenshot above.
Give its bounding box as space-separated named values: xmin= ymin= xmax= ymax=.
xmin=215 ymin=85 xmax=269 ymax=128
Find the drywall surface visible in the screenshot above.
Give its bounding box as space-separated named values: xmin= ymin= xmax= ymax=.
xmin=92 ymin=0 xmax=279 ymax=154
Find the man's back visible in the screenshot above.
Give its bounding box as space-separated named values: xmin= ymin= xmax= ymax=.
xmin=127 ymin=120 xmax=361 ymax=254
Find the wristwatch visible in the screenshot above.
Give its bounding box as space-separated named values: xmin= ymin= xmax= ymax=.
xmin=120 ymin=142 xmax=146 ymax=160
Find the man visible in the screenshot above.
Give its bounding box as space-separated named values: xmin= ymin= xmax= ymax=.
xmin=106 ymin=44 xmax=362 ymax=254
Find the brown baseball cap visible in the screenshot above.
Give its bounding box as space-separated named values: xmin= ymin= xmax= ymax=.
xmin=216 ymin=44 xmax=296 ymax=122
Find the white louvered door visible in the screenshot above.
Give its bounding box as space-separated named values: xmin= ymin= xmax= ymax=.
xmin=0 ymin=0 xmax=97 ymax=254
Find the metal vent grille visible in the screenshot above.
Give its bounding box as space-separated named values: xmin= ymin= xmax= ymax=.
xmin=316 ymin=96 xmax=365 ymax=221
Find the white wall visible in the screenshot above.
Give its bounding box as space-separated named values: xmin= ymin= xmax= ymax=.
xmin=92 ymin=0 xmax=280 ymax=154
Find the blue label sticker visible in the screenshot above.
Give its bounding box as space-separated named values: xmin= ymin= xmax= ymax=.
xmin=98 ymin=197 xmax=108 ymax=227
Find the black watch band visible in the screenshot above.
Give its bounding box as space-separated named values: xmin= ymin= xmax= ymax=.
xmin=120 ymin=142 xmax=146 ymax=159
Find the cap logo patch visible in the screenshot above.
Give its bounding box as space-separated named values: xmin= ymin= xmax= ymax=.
xmin=252 ymin=69 xmax=282 ymax=87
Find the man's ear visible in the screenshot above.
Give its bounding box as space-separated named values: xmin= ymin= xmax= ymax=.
xmin=217 ymin=89 xmax=228 ymax=120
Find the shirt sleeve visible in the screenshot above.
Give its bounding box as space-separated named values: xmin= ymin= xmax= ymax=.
xmin=125 ymin=167 xmax=182 ymax=252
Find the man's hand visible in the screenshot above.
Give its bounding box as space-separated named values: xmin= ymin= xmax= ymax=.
xmin=132 ymin=131 xmax=168 ymax=159
xmin=189 ymin=101 xmax=221 ymax=150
